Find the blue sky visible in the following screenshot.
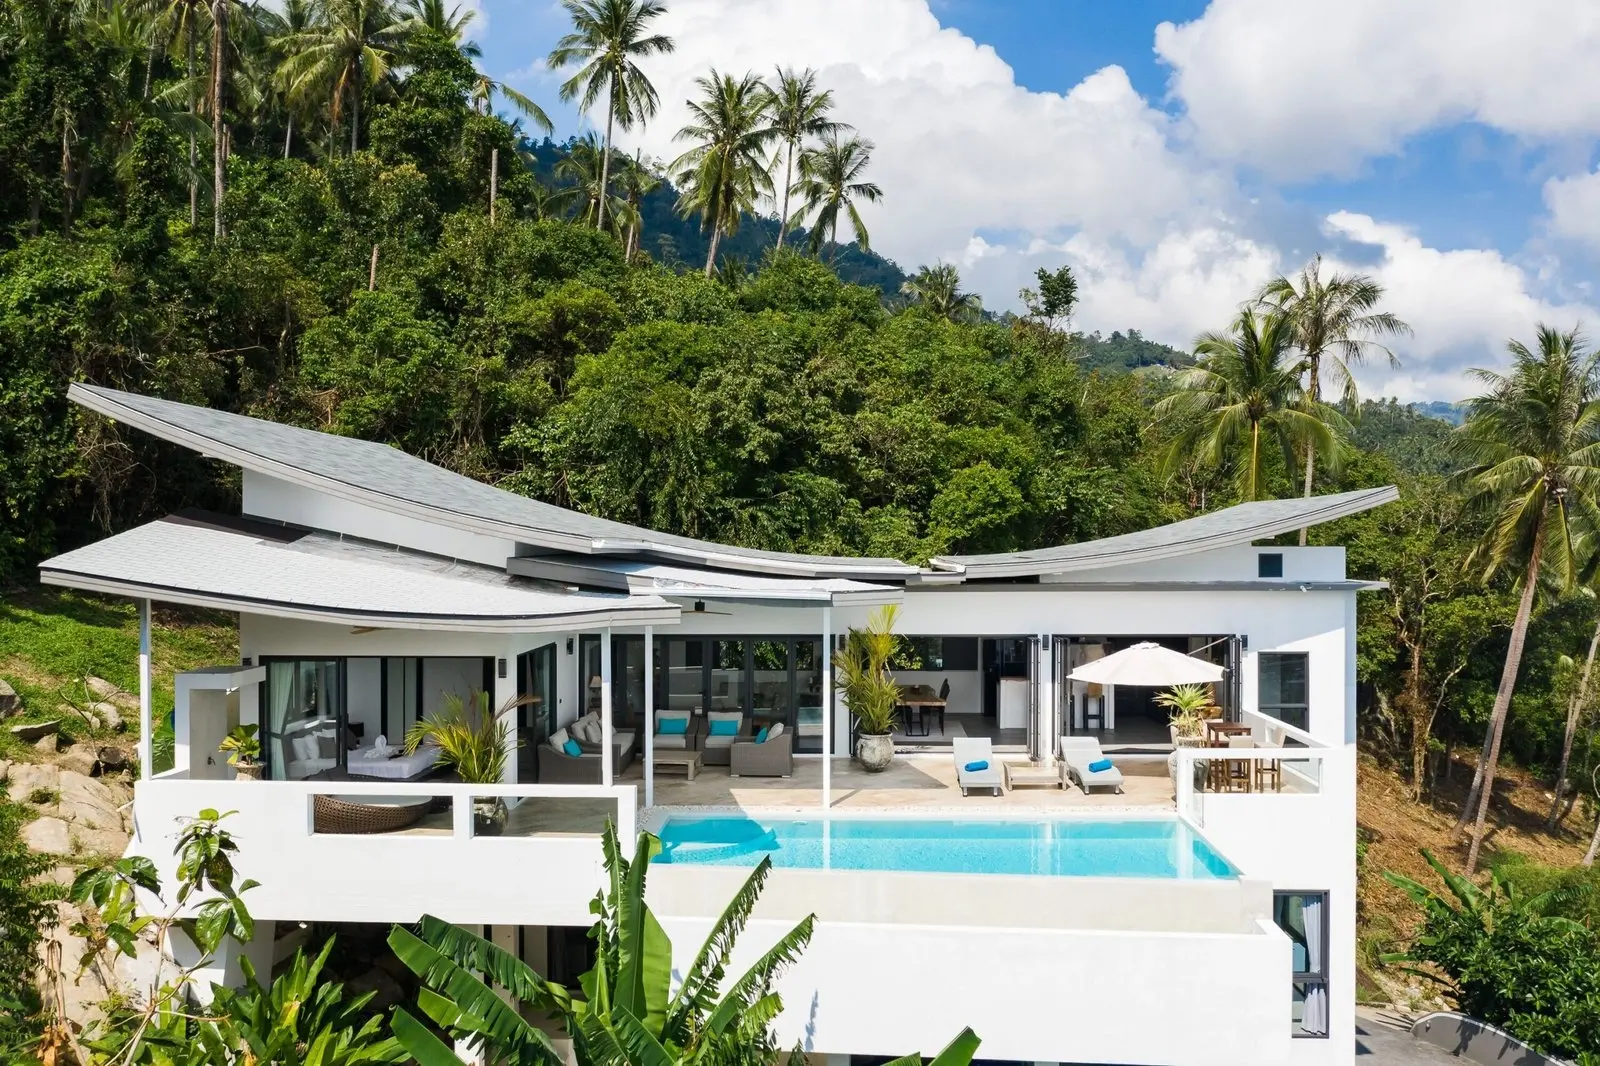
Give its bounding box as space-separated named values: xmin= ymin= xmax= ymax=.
xmin=464 ymin=0 xmax=1600 ymax=402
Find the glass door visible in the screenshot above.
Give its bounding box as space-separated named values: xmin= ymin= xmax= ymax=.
xmin=517 ymin=643 xmax=557 ymax=782
xmin=264 ymin=659 xmax=345 ymax=780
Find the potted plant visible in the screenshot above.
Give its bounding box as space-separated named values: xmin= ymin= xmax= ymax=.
xmin=405 ymin=690 xmax=524 ymax=836
xmin=219 ymin=724 xmax=263 ymax=780
xmin=834 ymin=605 xmax=903 ymax=772
xmin=1155 ymin=684 xmax=1217 ymax=746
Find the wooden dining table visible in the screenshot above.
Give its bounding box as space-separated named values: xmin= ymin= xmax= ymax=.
xmin=1203 ymin=720 xmax=1255 ymax=791
xmin=897 ymin=685 xmax=947 ymax=737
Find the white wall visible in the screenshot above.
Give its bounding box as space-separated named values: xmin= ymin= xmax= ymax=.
xmin=346 ymin=658 xmax=382 ymax=740
xmin=657 ymin=913 xmax=1294 ymax=1065
xmin=1040 ymin=544 xmax=1348 ymax=583
xmin=242 ymin=472 xmax=517 ymax=568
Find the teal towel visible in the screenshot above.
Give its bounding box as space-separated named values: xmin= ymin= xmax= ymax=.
xmin=963 ymin=760 xmax=989 ymax=772
xmin=1088 ymin=757 xmax=1113 ymax=773
xmin=563 ymin=739 xmax=583 ymax=757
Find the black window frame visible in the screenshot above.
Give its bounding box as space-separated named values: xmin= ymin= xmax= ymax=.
xmin=1273 ymin=890 xmax=1330 ymax=1039
xmin=1258 ymin=651 xmax=1310 ymax=731
xmin=1258 ymin=552 xmax=1284 ymax=578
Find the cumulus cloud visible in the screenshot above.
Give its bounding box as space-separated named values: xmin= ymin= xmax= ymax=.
xmin=1544 ymin=168 xmax=1600 ymax=249
xmin=1155 ymin=0 xmax=1600 ymax=178
xmin=1322 ymin=213 xmax=1597 ymax=401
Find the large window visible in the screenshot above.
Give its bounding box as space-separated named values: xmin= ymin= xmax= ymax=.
xmin=650 ymin=636 xmax=828 ymax=754
xmin=579 ymin=636 xmax=648 ymax=729
xmin=1274 ymin=892 xmax=1329 ymax=1037
xmin=890 ymin=637 xmax=978 ymax=672
xmin=1259 ymin=652 xmax=1309 ymax=731
xmin=517 ymin=643 xmax=557 ymax=782
xmin=264 ymin=659 xmax=344 ymax=780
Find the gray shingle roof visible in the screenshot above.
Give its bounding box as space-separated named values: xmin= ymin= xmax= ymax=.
xmin=39 ymin=513 xmax=680 ymax=632
xmin=69 ymin=384 xmax=917 ymax=580
xmin=928 ymin=485 xmax=1400 ymax=578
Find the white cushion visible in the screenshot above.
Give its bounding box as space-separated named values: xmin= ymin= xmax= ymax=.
xmin=616 ymin=732 xmax=636 ymax=758
xmin=655 ymin=734 xmax=688 ymax=750
xmin=291 ymin=736 xmax=319 ymax=761
xmin=704 ymin=734 xmax=736 ymax=749
xmin=574 ymin=717 xmax=599 ymax=743
xmin=767 ymin=722 xmax=785 ymax=740
xmin=549 ymin=727 xmax=570 ymax=754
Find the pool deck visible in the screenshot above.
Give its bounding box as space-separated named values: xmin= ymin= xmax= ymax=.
xmin=628 ymin=753 xmax=1176 ymax=812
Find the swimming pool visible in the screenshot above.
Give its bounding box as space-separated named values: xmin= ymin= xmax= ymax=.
xmin=653 ymin=815 xmax=1237 ymax=880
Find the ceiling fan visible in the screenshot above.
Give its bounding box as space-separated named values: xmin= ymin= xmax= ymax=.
xmin=688 ymin=599 xmax=735 ymax=617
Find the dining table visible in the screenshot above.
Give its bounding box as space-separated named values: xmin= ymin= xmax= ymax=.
xmin=897 ymin=684 xmax=947 ymax=737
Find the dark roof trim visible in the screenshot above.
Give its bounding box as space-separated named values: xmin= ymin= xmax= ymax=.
xmin=906 ymin=580 xmax=1387 ymax=593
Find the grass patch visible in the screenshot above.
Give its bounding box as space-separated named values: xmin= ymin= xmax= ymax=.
xmin=25 ymin=787 xmax=59 ymax=806
xmin=0 ymin=585 xmax=236 ymax=770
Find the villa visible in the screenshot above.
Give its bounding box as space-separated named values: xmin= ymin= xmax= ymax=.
xmin=40 ymin=382 xmax=1395 ymax=1066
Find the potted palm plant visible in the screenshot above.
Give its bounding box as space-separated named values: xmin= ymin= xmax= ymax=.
xmin=1155 ymin=684 xmax=1217 ymax=746
xmin=219 ymin=724 xmax=263 ymax=780
xmin=834 ymin=605 xmax=903 ymax=772
xmin=405 ymin=690 xmax=523 ymax=836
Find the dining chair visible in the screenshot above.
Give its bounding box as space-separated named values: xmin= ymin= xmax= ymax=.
xmin=1225 ymin=734 xmax=1255 ymax=793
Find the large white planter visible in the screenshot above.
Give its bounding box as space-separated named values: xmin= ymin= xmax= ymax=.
xmin=856 ymin=733 xmax=894 ymax=773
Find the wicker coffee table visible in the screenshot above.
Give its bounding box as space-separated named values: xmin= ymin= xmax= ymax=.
xmin=653 ymin=749 xmax=703 ymax=780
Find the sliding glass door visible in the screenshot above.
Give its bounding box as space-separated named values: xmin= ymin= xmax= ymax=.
xmin=517 ymin=643 xmax=557 ymax=782
xmin=649 ymin=636 xmax=827 ymax=754
xmin=264 ymin=659 xmax=344 ymax=780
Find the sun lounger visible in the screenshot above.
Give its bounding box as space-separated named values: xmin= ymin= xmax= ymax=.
xmin=1059 ymin=736 xmax=1125 ymax=794
xmin=953 ymin=737 xmax=1003 ymax=796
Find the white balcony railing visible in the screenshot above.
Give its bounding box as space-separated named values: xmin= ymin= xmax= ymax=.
xmin=130 ymin=774 xmax=635 ymax=927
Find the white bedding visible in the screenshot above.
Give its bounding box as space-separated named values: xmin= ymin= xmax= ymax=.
xmin=346 ymin=744 xmax=441 ymax=781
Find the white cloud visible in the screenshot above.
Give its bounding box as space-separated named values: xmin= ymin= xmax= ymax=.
xmin=1155 ymin=0 xmax=1600 ymax=178
xmin=1322 ymin=212 xmax=1597 ymax=401
xmin=1544 ymin=168 xmax=1600 ymax=249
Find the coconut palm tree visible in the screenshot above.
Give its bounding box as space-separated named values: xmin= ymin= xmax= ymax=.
xmin=901 ymin=263 xmax=981 ymax=323
xmin=147 ymin=0 xmax=209 ymax=224
xmin=1154 ymin=308 xmax=1346 ymax=504
xmin=615 ymin=148 xmax=659 ymax=259
xmin=547 ymin=0 xmax=674 ymax=232
xmin=1450 ymin=326 xmax=1600 ymax=872
xmin=259 ymin=0 xmax=316 ymax=157
xmin=278 ymin=0 xmax=409 ymax=156
xmin=399 ymin=0 xmax=553 ymax=132
xmin=1254 ymin=256 xmax=1411 ymax=540
xmin=554 ymin=132 xmax=627 ymax=231
xmin=790 ymin=132 xmax=880 ymax=262
xmin=763 ymin=66 xmax=846 ymax=251
xmin=671 ymin=69 xmax=776 ymax=277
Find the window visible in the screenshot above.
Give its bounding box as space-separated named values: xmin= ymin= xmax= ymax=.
xmin=1258 ymin=552 xmax=1284 ymax=578
xmin=1258 ymin=652 xmax=1309 ymax=731
xmin=1274 ymin=892 xmax=1329 ymax=1037
xmin=263 ymin=659 xmax=344 ymax=780
xmin=890 ymin=637 xmax=978 ymax=671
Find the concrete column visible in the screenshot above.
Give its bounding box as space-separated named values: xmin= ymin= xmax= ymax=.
xmin=167 ymin=919 xmax=276 ymax=1002
xmin=601 ymin=628 xmax=613 ymax=786
xmin=138 ymin=599 xmax=153 ymax=780
xmin=494 ymin=642 xmax=517 ymax=786
xmin=821 ymin=605 xmax=832 ymax=811
xmin=643 ymin=625 xmax=655 ymax=808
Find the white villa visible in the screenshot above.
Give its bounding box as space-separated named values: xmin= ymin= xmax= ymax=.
xmin=41 ymin=383 xmax=1397 ymax=1066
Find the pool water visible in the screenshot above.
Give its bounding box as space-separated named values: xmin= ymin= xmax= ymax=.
xmin=654 ymin=815 xmax=1236 ymax=880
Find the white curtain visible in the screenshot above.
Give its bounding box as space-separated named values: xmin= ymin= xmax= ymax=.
xmin=268 ymin=663 xmax=294 ymax=780
xmin=1300 ymin=895 xmax=1328 ymax=1036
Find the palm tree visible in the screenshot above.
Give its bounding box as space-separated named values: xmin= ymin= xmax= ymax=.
xmin=547 ymin=0 xmax=674 ymax=232
xmin=147 ymin=0 xmax=209 ymax=224
xmin=554 ymin=133 xmax=627 ymax=230
xmin=1254 ymin=255 xmax=1411 ymax=539
xmin=1154 ymin=308 xmax=1346 ymax=503
xmin=401 ymin=0 xmax=554 ymax=132
xmin=278 ymin=0 xmax=409 ymax=156
xmin=260 ymin=0 xmax=316 ymax=157
xmin=790 ymin=133 xmax=880 ymax=262
xmin=763 ymin=66 xmax=846 ymax=251
xmin=1450 ymin=326 xmax=1600 ymax=872
xmin=671 ymin=69 xmax=776 ymax=277
xmin=615 ymin=148 xmax=659 ymax=259
xmin=207 ymin=0 xmax=240 ymax=238
xmin=901 ymin=263 xmax=982 ymax=323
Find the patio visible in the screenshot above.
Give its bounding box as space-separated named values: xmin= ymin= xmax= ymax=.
xmin=623 ymin=753 xmax=1176 ymax=810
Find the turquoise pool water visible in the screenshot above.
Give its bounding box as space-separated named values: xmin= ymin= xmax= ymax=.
xmin=654 ymin=815 xmax=1236 ymax=880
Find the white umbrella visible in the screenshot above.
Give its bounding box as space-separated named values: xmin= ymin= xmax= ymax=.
xmin=1068 ymin=642 xmax=1225 ymax=687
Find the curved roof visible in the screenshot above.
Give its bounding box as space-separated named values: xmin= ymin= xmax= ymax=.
xmin=928 ymin=485 xmax=1400 ymax=579
xmin=69 ymin=384 xmax=917 ymax=581
xmin=39 ymin=512 xmax=680 ymax=632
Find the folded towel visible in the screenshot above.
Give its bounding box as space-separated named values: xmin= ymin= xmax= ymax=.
xmin=1088 ymin=757 xmax=1113 ymax=773
xmin=963 ymin=760 xmax=989 ymax=772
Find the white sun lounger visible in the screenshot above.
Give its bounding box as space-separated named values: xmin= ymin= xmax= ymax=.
xmin=953 ymin=737 xmax=1003 ymax=796
xmin=1059 ymin=736 xmax=1125 ymax=794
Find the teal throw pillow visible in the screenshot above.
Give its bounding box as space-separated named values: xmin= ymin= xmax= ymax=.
xmin=563 ymin=738 xmax=583 ymax=757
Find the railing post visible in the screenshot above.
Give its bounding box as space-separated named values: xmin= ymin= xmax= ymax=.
xmin=138 ymin=599 xmax=153 ymax=781
xmin=616 ymin=785 xmax=636 ymax=846
xmin=644 ymin=625 xmax=654 ymax=808
xmin=601 ymin=628 xmax=613 ymax=787
xmin=452 ymin=790 xmax=474 ymax=839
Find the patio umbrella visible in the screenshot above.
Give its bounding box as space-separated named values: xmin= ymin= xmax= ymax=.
xmin=1068 ymin=642 xmax=1225 ymax=687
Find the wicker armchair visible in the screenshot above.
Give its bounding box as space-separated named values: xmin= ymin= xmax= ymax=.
xmin=729 ymin=728 xmax=793 ymax=777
